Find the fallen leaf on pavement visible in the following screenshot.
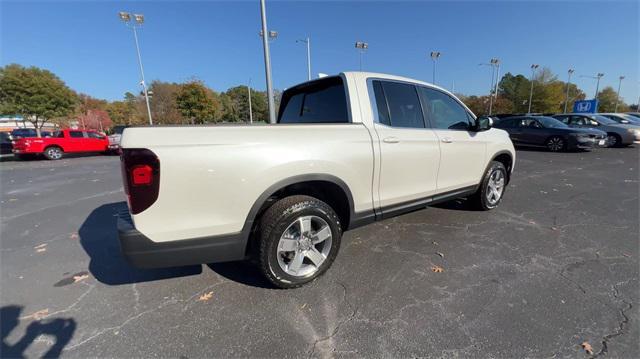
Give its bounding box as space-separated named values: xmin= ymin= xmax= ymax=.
xmin=300 ymin=303 xmax=307 ymax=309
xmin=34 ymin=243 xmax=47 ymax=249
xmin=431 ymin=266 xmax=444 ymax=273
xmin=73 ymin=274 xmax=89 ymax=283
xmin=581 ymin=341 xmax=593 ymax=355
xmin=623 ymin=253 xmax=631 ymax=257
xmin=69 ymin=233 xmax=79 ymax=240
xmin=435 ymin=252 xmax=444 ymax=258
xmin=20 ymin=309 xmax=49 ymax=321
xmin=551 ymin=226 xmax=559 ymax=231
xmin=36 ymin=248 xmax=46 ymax=253
xmin=198 ymin=291 xmax=213 ymax=301
xmin=8 ymin=198 xmax=18 ymax=202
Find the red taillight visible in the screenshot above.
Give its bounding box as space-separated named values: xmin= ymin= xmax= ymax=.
xmin=131 ymin=165 xmax=153 ymax=186
xmin=121 ymin=149 xmax=160 ymax=214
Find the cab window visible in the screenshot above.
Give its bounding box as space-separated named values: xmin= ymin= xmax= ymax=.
xmin=378 ymin=81 xmax=425 ymax=128
xmin=87 ymin=132 xmax=104 ymax=139
xmin=69 ymin=131 xmax=84 ymax=138
xmin=278 ymin=76 xmax=349 ymax=124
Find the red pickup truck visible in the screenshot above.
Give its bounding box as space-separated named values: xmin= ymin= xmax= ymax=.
xmin=13 ymin=129 xmax=110 ymax=160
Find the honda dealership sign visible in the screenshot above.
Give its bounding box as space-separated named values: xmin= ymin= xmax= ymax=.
xmin=573 ymin=99 xmax=598 ymax=113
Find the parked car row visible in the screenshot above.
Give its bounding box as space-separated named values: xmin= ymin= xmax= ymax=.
xmin=493 ymin=113 xmax=640 ymax=151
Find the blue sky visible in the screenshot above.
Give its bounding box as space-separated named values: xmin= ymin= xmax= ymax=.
xmin=2 ymin=0 xmax=638 ymax=104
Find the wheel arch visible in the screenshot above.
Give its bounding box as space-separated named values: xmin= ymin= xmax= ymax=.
xmin=241 ymin=174 xmax=355 ymax=256
xmin=489 ymin=151 xmax=514 ymax=184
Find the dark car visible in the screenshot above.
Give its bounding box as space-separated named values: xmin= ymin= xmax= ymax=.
xmin=599 ymin=113 xmax=640 ymax=125
xmin=0 ymin=132 xmax=13 ymax=156
xmin=494 ymin=116 xmax=606 ymax=152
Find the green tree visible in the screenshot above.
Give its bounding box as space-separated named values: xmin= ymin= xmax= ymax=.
xmin=176 ymin=81 xmax=219 ymax=124
xmin=146 ymin=81 xmax=185 ymax=124
xmin=222 ymin=86 xmax=268 ymax=123
xmin=597 ymin=86 xmax=628 ymax=112
xmin=0 ymin=64 xmax=77 ymax=136
xmin=498 ymin=73 xmax=531 ymax=113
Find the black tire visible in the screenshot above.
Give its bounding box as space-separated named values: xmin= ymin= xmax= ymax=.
xmin=606 ymin=133 xmax=622 ymax=148
xmin=258 ymin=195 xmax=342 ymax=289
xmin=43 ymin=146 xmax=63 ymax=160
xmin=546 ymin=136 xmax=565 ymax=152
xmin=469 ymin=161 xmax=507 ymax=211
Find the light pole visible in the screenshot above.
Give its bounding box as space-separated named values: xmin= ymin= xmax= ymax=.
xmin=595 ymin=73 xmax=604 ymax=99
xmin=615 ymin=76 xmax=625 ymax=112
xmin=528 ymin=64 xmax=539 ymax=114
xmin=479 ymin=61 xmax=498 ymax=115
xmin=119 ymin=12 xmax=153 ymax=125
xmin=259 ymin=0 xmax=276 ymax=124
xmin=564 ymin=68 xmax=574 ymax=113
xmin=430 ymin=51 xmax=441 ymax=84
xmin=355 ymin=41 xmax=368 ymax=71
xmin=490 ymin=58 xmax=500 ymax=105
xmin=247 ymin=79 xmax=253 ymax=124
xmin=296 ymin=37 xmax=311 ymax=81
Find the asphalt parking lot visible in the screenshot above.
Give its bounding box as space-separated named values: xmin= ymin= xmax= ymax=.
xmin=1 ymin=148 xmax=638 ymax=358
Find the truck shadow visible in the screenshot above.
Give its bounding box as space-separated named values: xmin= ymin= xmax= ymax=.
xmin=1 ymin=305 xmax=76 ymax=358
xmin=78 ymin=202 xmax=202 ymax=285
xmin=206 ymin=262 xmax=273 ymax=289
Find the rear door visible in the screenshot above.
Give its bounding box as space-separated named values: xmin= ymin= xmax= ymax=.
xmin=67 ymin=130 xmax=85 ymax=152
xmin=517 ymin=118 xmax=546 ymax=146
xmin=370 ymin=80 xmax=440 ymax=209
xmin=86 ymin=131 xmax=107 ymax=151
xmin=419 ymin=87 xmax=487 ymax=192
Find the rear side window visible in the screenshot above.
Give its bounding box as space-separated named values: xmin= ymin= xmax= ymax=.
xmin=379 ymin=81 xmax=424 ymax=128
xmin=69 ymin=131 xmax=84 ymax=138
xmin=278 ymin=77 xmax=349 ymax=123
xmin=87 ymin=132 xmax=104 ymax=139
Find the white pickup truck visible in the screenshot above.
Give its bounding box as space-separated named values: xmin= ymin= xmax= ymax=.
xmin=118 ymin=72 xmax=515 ymax=288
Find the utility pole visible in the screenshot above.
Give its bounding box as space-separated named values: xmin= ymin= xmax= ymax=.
xmin=259 ymin=0 xmax=276 ymax=124
xmin=119 ymin=12 xmax=153 ymax=125
xmin=595 ymin=73 xmax=604 ymax=99
xmin=614 ymin=76 xmax=625 ymax=112
xmin=528 ymin=64 xmax=539 ymax=114
xmin=297 ymin=37 xmax=311 ymax=81
xmin=247 ymin=79 xmax=253 ymax=124
xmin=564 ymin=69 xmax=574 ymax=113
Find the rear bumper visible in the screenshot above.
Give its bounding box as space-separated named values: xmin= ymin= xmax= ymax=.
xmin=117 ymin=211 xmax=247 ymax=268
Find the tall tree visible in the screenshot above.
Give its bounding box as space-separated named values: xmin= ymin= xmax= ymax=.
xmin=223 ymin=86 xmax=268 ymax=123
xmin=0 ymin=64 xmax=77 ymax=136
xmin=176 ymin=81 xmax=219 ymax=124
xmin=147 ymin=81 xmax=185 ymax=124
xmin=597 ymin=86 xmax=628 ymax=112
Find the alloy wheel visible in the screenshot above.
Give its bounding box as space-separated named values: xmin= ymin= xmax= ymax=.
xmin=485 ymin=169 xmax=505 ymax=206
xmin=607 ymin=135 xmax=618 ymax=147
xmin=547 ymin=137 xmax=564 ymax=152
xmin=47 ymin=147 xmax=62 ymax=160
xmin=276 ymin=215 xmax=332 ymax=278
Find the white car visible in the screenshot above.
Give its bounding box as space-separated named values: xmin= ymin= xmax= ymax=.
xmin=117 ymin=72 xmax=516 ymax=288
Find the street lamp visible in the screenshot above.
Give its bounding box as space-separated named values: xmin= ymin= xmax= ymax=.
xmin=247 ymin=78 xmax=253 ymax=124
xmin=119 ymin=11 xmax=153 ymax=125
xmin=296 ymin=37 xmax=311 ymax=81
xmin=259 ymin=0 xmax=276 ymax=124
xmin=564 ymin=69 xmax=575 ymax=113
xmin=528 ymin=64 xmax=540 ymax=114
xmin=582 ymin=73 xmax=605 ymax=100
xmin=355 ymin=41 xmax=368 ymax=71
xmin=615 ymin=76 xmax=625 ymax=112
xmin=430 ymin=51 xmax=441 ymax=85
xmin=490 ymin=58 xmax=500 ymax=114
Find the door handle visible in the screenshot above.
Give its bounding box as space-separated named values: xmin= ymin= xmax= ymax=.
xmin=383 ymin=137 xmax=400 ymax=143
xmin=441 ymin=137 xmax=453 ymax=143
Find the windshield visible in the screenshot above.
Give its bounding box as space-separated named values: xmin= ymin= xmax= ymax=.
xmin=591 ymin=115 xmax=616 ymax=125
xmin=113 ymin=126 xmax=126 ymax=135
xmin=537 ymin=117 xmax=568 ymax=128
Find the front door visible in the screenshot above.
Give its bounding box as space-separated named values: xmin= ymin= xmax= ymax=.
xmin=418 ymin=87 xmax=487 ymax=192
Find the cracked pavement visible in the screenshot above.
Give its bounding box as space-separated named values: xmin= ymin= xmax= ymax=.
xmin=1 ymin=147 xmax=638 ymax=358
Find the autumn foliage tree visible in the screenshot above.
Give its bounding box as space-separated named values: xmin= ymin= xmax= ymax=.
xmin=176 ymin=81 xmax=220 ymax=124
xmin=0 ymin=64 xmax=77 ymax=137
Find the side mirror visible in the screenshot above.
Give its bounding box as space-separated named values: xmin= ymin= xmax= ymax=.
xmin=475 ymin=116 xmax=493 ymax=131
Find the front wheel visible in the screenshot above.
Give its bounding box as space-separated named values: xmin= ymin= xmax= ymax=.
xmin=258 ymin=195 xmax=342 ymax=289
xmin=546 ymin=136 xmax=565 ymax=152
xmin=470 ymin=161 xmax=507 ymax=211
xmin=606 ymin=133 xmax=621 ymax=148
xmin=43 ymin=146 xmax=63 ymax=160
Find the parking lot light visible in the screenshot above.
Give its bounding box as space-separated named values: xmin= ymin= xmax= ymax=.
xmin=528 ymin=64 xmax=539 ymax=114
xmin=564 ymin=69 xmax=575 ymax=113
xmin=119 ymin=11 xmax=153 ymax=125
xmin=355 ymin=41 xmax=368 ymax=71
xmin=259 ymin=0 xmax=276 ymax=124
xmin=430 ymin=51 xmax=441 ymax=85
xmin=296 ymin=37 xmax=311 ymax=81
xmin=615 ymin=76 xmax=625 ymax=112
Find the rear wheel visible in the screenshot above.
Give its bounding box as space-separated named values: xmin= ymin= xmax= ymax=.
xmin=258 ymin=195 xmax=342 ymax=289
xmin=470 ymin=161 xmax=507 ymax=211
xmin=43 ymin=146 xmax=63 ymax=160
xmin=546 ymin=136 xmax=565 ymax=152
